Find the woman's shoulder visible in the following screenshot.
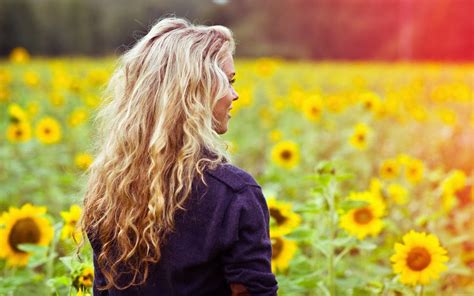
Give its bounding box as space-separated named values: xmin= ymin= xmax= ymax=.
xmin=205 ymin=163 xmax=260 ymax=193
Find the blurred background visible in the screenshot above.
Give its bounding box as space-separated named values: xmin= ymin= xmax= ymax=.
xmin=1 ymin=0 xmax=473 ymax=295
xmin=0 ymin=0 xmax=473 ymax=60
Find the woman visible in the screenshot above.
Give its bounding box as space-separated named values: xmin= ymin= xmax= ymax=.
xmin=80 ymin=17 xmax=278 ymax=295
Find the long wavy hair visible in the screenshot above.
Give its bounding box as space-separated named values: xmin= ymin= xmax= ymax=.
xmin=79 ymin=17 xmax=235 ymax=290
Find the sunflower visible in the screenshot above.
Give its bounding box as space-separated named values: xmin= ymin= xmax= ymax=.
xmin=24 ymin=71 xmax=40 ymax=88
xmin=259 ymin=108 xmax=274 ymax=126
xmin=68 ymin=108 xmax=88 ymax=127
xmin=339 ymin=191 xmax=386 ymax=240
xmin=69 ymin=79 xmax=83 ymax=94
xmin=288 ymin=88 xmax=305 ymax=110
xmin=60 ymin=204 xmax=83 ymax=242
xmin=84 ymin=94 xmax=100 ymax=108
xmin=404 ymin=158 xmax=424 ymax=184
xmin=27 ymin=100 xmax=40 ymax=117
xmin=0 ymin=204 xmax=54 ymax=267
xmin=369 ymin=178 xmax=384 ymax=201
xmin=358 ymin=91 xmax=381 ymax=113
xmin=387 ymin=183 xmax=408 ymax=205
xmin=270 ymin=140 xmax=300 ymax=169
xmin=441 ymin=170 xmax=466 ymax=195
xmin=408 ymin=105 xmax=428 ymax=122
xmin=440 ymin=170 xmax=466 ymax=211
xmin=226 ymin=141 xmax=238 ymax=155
xmin=76 ymin=289 xmax=92 ymax=296
xmin=269 ymin=129 xmax=283 ymax=142
xmin=35 ymin=116 xmax=62 ymax=144
xmin=349 ymin=123 xmax=371 ymax=150
xmin=8 ymin=103 xmax=29 ymax=124
xmin=6 ymin=122 xmax=32 ymax=143
xmin=267 ymin=197 xmax=301 ymax=236
xmin=437 ymin=108 xmax=457 ymax=126
xmin=461 ymin=244 xmax=474 ymax=269
xmin=0 ymin=86 xmax=9 ymax=102
xmin=87 ymin=69 xmax=109 ymax=87
xmin=254 ymin=58 xmax=278 ymax=77
xmin=302 ymin=95 xmax=323 ymax=122
xmin=325 ymin=94 xmax=346 ymax=113
xmin=9 ymin=47 xmax=30 ymax=63
xmin=50 ymin=92 xmax=65 ymax=107
xmin=380 ymin=158 xmax=400 ymax=179
xmin=73 ymin=266 xmax=94 ymax=290
xmin=274 ymin=97 xmax=287 ymax=112
xmin=396 ymin=153 xmax=411 ymax=166
xmin=391 ymin=230 xmax=449 ymax=286
xmin=271 ymin=234 xmax=297 ymax=273
xmin=232 ymin=87 xmax=253 ymax=113
xmin=75 ymin=153 xmax=93 ymax=170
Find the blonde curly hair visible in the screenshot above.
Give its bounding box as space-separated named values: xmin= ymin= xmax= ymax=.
xmin=80 ymin=16 xmax=235 ymax=290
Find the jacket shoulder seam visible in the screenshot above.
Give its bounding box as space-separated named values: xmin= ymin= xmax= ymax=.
xmin=205 ymin=165 xmax=257 ymax=193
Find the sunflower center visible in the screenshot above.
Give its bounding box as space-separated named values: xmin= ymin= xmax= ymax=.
xmin=79 ymin=272 xmax=94 ymax=287
xmin=406 ymin=247 xmax=431 ymax=271
xmin=409 ymin=167 xmax=419 ymax=176
xmin=68 ymin=219 xmax=78 ymax=228
xmin=272 ymin=237 xmax=283 ymax=259
xmin=269 ymin=208 xmax=288 ymax=225
xmin=280 ymin=150 xmax=292 ymax=160
xmin=8 ymin=218 xmax=41 ymax=253
xmin=15 ymin=129 xmax=23 ymax=137
xmin=357 ymin=134 xmax=365 ymax=142
xmin=44 ymin=128 xmax=51 ymax=134
xmin=311 ymin=107 xmax=319 ymax=114
xmin=353 ymin=207 xmax=373 ymax=224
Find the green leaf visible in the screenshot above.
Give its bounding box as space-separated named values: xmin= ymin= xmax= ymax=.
xmin=46 ymin=276 xmax=72 ymax=289
xmin=338 ymin=199 xmax=368 ymax=211
xmin=335 ymin=173 xmax=353 ymax=182
xmin=316 ymin=281 xmax=331 ymax=296
xmin=294 ymin=199 xmax=324 ymax=213
xmin=316 ymin=161 xmax=336 ymax=174
xmin=358 ymin=241 xmax=377 ymax=250
xmin=17 ymin=243 xmax=47 ymax=253
xmin=445 ymin=234 xmax=471 ymax=246
xmin=0 ymin=270 xmax=34 ymax=294
xmin=59 ymin=256 xmax=74 ymax=271
xmin=446 ymin=264 xmax=472 ymax=276
xmin=310 ymin=187 xmax=325 ymax=196
xmin=331 ymin=236 xmax=354 ymax=247
xmin=314 ymin=240 xmax=331 ymax=257
xmin=286 ymin=228 xmax=314 ymax=241
xmin=293 ymin=271 xmax=319 ymax=289
xmin=17 ymin=244 xmax=49 ymax=268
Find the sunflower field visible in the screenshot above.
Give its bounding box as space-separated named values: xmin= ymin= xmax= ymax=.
xmin=1 ymin=48 xmax=473 ymax=295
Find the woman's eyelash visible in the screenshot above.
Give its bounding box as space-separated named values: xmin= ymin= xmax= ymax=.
xmin=229 ymin=78 xmax=236 ymax=84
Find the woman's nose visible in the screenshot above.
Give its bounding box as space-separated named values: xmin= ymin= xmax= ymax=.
xmin=232 ymin=89 xmax=239 ymax=101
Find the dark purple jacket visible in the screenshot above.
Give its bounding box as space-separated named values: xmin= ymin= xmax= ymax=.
xmin=89 ymin=163 xmax=278 ymax=296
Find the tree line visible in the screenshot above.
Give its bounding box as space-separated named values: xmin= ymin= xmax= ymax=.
xmin=0 ymin=0 xmax=472 ymax=60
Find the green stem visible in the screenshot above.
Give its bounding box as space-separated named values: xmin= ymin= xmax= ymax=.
xmin=334 ymin=245 xmax=351 ymax=265
xmin=46 ymin=223 xmax=61 ymax=289
xmin=418 ymin=285 xmax=424 ymax=296
xmin=310 ymin=208 xmax=318 ymax=296
xmin=327 ymin=180 xmax=336 ymax=296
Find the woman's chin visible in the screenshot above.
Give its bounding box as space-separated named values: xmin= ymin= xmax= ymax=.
xmin=216 ymin=127 xmax=228 ymax=135
xmin=215 ymin=123 xmax=229 ymax=135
